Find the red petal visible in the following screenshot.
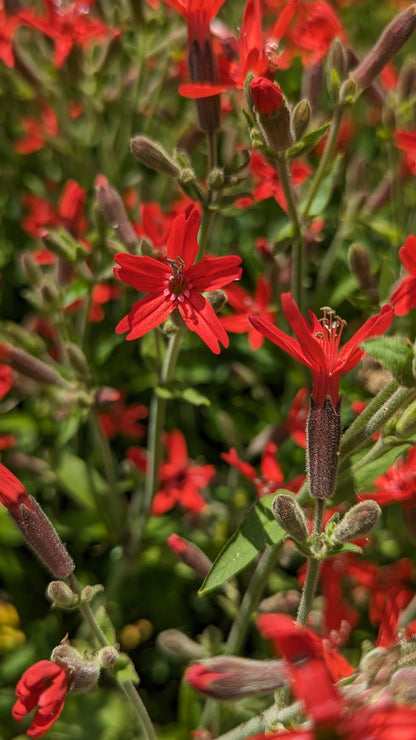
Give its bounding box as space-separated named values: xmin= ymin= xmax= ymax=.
xmin=114 ymin=254 xmax=169 ymax=292
xmin=166 ymin=208 xmax=200 ymax=267
xmin=188 ymin=255 xmax=242 ymax=291
xmin=179 ymin=292 xmax=229 ymax=353
xmin=116 ymin=294 xmax=172 ymax=339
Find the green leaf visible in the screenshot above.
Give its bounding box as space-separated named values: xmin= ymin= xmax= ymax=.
xmin=303 ymin=154 xmax=342 ymax=217
xmin=96 ymin=606 xmax=117 ymax=646
xmin=180 ymin=387 xmax=211 ymax=407
xmin=199 ymin=493 xmax=286 ymax=595
xmin=55 ymin=452 xmax=105 ymax=509
xmin=361 ymin=336 xmax=415 ymax=387
xmin=287 ymin=122 xmax=331 ymax=159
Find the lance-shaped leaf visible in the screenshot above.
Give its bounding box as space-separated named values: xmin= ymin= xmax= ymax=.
xmin=361 ymin=336 xmax=415 ymax=387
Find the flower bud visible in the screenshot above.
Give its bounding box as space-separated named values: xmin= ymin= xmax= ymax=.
xmin=205 ymin=289 xmax=228 ymax=313
xmin=157 ymin=629 xmax=206 ymax=661
xmin=307 ymin=397 xmax=341 ymax=500
xmin=94 ymin=386 xmax=121 ymax=407
xmin=331 ymin=500 xmax=381 ymax=543
xmin=65 ymin=342 xmax=91 ymax=381
xmin=348 ymin=243 xmax=379 ymax=301
xmin=391 ymin=668 xmax=416 ymax=703
xmin=19 ymin=252 xmax=43 ymax=285
xmin=249 ymin=76 xmax=293 ymax=152
xmin=185 ymin=657 xmax=289 ymax=700
xmin=339 ymin=77 xmax=356 ymax=105
xmin=395 ymin=398 xmax=416 ymax=437
xmin=272 ymin=493 xmax=309 ymax=542
xmin=41 ymin=229 xmax=80 ymax=263
xmin=47 ymin=581 xmax=79 ymax=609
xmin=13 ymin=496 xmax=74 ymax=579
xmin=97 ymin=646 xmax=120 ymax=668
xmin=291 ymin=99 xmax=311 ymax=141
xmin=3 ymin=345 xmax=63 ymax=386
xmin=352 ymin=5 xmax=416 ymax=92
xmin=130 ymin=136 xmax=180 ymax=178
xmin=95 ymin=175 xmax=138 ymax=252
xmin=51 ymin=644 xmax=100 ymax=693
xmin=327 ymin=38 xmax=348 ymax=102
xmin=398 ymin=58 xmax=416 ymax=101
xmin=167 ymin=534 xmax=212 ymax=579
xmin=207 ymin=167 xmax=225 ymax=191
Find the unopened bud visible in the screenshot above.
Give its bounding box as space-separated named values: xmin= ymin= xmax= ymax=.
xmin=291 ymin=99 xmax=311 ymax=141
xmin=94 ymin=386 xmax=122 ymax=407
xmin=13 ymin=496 xmax=74 ymax=578
xmin=396 ymin=398 xmax=416 ymax=437
xmin=207 ymin=167 xmax=225 ymax=190
xmin=51 ymin=644 xmax=100 ymax=692
xmin=398 ymin=58 xmax=416 ymax=101
xmin=167 ymin=534 xmax=212 ymax=579
xmin=332 ymin=500 xmax=381 ymax=543
xmin=19 ymin=252 xmax=43 ymax=285
xmin=307 ymin=397 xmax=341 ymax=500
xmin=352 ymin=5 xmax=416 ymax=91
xmin=328 ymin=38 xmax=348 ymax=81
xmin=95 ymin=175 xmax=138 ymax=252
xmin=97 ymin=646 xmax=120 ymax=668
xmin=348 ymin=243 xmax=372 ymax=289
xmin=249 ymin=76 xmax=293 ymax=152
xmin=47 ymin=581 xmax=79 ymax=609
xmin=339 ymin=77 xmax=356 ymax=105
xmin=65 ymin=342 xmax=91 ymax=381
xmin=185 ymin=657 xmax=289 ymax=700
xmin=157 ymin=629 xmax=206 ymax=661
xmin=130 ymin=136 xmax=180 ymax=178
xmin=4 ymin=345 xmax=62 ymax=386
xmin=41 ymin=229 xmax=79 ymax=263
xmin=205 ymin=289 xmax=228 ymax=313
xmin=272 ymin=493 xmax=309 ymax=542
xmin=224 ymin=149 xmax=250 ymax=175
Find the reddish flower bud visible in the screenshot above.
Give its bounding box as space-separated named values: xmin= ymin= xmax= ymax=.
xmin=130 ymin=136 xmax=180 ymax=178
xmin=12 ymin=660 xmax=69 ymax=737
xmin=13 ymin=496 xmax=75 ymax=579
xmin=249 ymin=76 xmax=283 ymax=114
xmin=2 ymin=345 xmax=62 ymax=386
xmin=167 ymin=533 xmax=212 ymax=579
xmin=353 ymin=5 xmax=416 ymax=91
xmin=185 ymin=657 xmax=289 ymax=700
xmin=95 ymin=174 xmax=139 ymax=252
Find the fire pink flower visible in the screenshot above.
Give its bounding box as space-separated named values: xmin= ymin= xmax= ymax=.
xmin=389 ymin=235 xmax=416 ymax=316
xmin=0 ymin=461 xmax=32 ymax=516
xmin=114 ymin=207 xmax=242 ymax=354
xmin=152 ymin=429 xmax=215 ymax=515
xmin=220 ymin=275 xmax=276 ymax=350
xmin=12 ymin=660 xmax=69 ymax=737
xmin=250 ymin=293 xmax=393 ymax=407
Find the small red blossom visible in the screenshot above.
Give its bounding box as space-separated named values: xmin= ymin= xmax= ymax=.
xmin=250 ymin=292 xmax=394 ymax=407
xmin=99 ymin=396 xmax=148 ymax=440
xmin=15 ymin=104 xmax=58 ymax=155
xmin=250 ymin=76 xmax=283 ymax=113
xmin=288 ymin=0 xmax=346 ymax=64
xmin=359 ymin=444 xmax=416 ymax=507
xmin=114 ymin=207 xmax=242 ymax=354
xmin=395 ymin=130 xmax=416 ymax=174
xmin=152 ymin=429 xmax=215 ymax=515
xmin=19 ymin=0 xmax=118 ymax=68
xmin=389 ymin=235 xmax=416 ymax=316
xmin=0 ymin=4 xmax=23 ymax=67
xmin=237 ymin=153 xmax=311 ymax=213
xmin=220 ymin=276 xmax=276 ymax=350
xmin=221 ymin=442 xmax=303 ymax=498
xmin=12 ymin=660 xmax=69 ymax=737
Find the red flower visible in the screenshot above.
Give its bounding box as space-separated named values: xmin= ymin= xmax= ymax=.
xmin=0 ymin=462 xmax=32 ymax=516
xmin=250 ymin=76 xmax=283 ymax=114
xmin=389 ymin=235 xmax=416 ymax=316
xmin=288 ymin=0 xmax=346 ymax=64
xmin=114 ymin=207 xmax=242 ymax=354
xmin=220 ymin=275 xmax=276 ymax=349
xmin=236 ymin=153 xmax=311 ymax=213
xmin=359 ymin=444 xmax=416 ymax=507
xmin=250 ymin=292 xmax=393 ymax=407
xmin=14 ymin=104 xmax=58 ymax=154
xmin=99 ymin=396 xmax=148 ymax=440
xmin=395 ymin=130 xmax=416 ymax=175
xmin=20 ymin=0 xmax=118 ymax=68
xmin=152 ymin=429 xmax=215 ymax=515
xmin=12 ymin=660 xmax=69 ymax=737
xmin=221 ymin=442 xmax=303 ymax=498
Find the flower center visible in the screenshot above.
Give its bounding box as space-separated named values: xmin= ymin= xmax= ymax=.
xmin=163 ymin=257 xmax=193 ymax=303
xmin=315 ymin=306 xmax=347 ymax=369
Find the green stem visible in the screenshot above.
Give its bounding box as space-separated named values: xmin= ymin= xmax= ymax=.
xmin=224 ymin=545 xmax=281 ymax=656
xmin=302 ymin=104 xmax=343 ymax=219
xmin=274 ymin=154 xmax=304 ymax=311
xmin=128 ymin=328 xmax=184 ymax=554
xmin=340 ymin=383 xmax=416 ymax=459
xmin=68 ymin=574 xmax=157 ymax=740
xmin=297 ymin=499 xmax=324 ymax=625
xmin=88 ymin=410 xmax=124 ymax=540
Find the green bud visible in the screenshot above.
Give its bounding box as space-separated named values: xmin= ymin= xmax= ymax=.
xmin=47 ymin=581 xmax=79 ymax=609
xmin=272 ymin=493 xmax=309 ymax=542
xmin=65 ymin=343 xmax=91 ymax=381
xmin=207 ymin=167 xmax=225 ymax=191
xmin=205 ymin=289 xmax=228 ymax=313
xmin=291 ymin=99 xmax=311 ymax=140
xmin=332 ymin=500 xmax=381 ymax=544
xmin=130 ymin=135 xmax=180 ymax=178
xmin=395 ymin=398 xmax=416 ymax=437
xmin=97 ymin=646 xmax=120 ymax=668
xmin=340 ymin=78 xmax=357 ymax=105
